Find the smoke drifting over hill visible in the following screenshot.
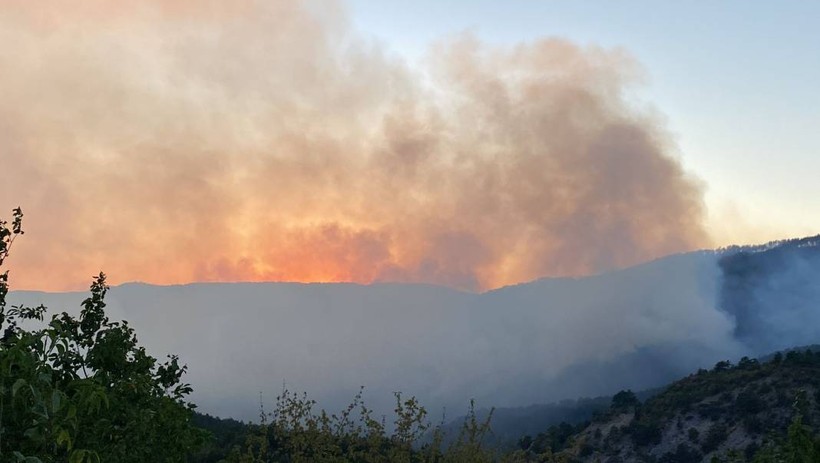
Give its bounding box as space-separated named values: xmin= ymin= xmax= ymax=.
xmin=0 ymin=0 xmax=707 ymax=291
xmin=8 ymin=252 xmax=733 ymax=422
xmin=7 ymin=239 xmax=820 ymax=423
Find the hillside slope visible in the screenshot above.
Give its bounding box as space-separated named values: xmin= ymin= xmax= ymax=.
xmin=530 ymin=350 xmax=820 ymax=462
xmin=6 ymin=235 xmax=820 ymax=422
xmin=6 ymin=252 xmax=727 ymax=420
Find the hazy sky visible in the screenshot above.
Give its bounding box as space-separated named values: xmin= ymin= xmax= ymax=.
xmin=346 ymin=0 xmax=820 ymax=245
xmin=1 ymin=1 xmax=817 ymax=291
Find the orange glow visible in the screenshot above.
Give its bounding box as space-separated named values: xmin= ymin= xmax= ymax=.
xmin=0 ymin=1 xmax=709 ymax=292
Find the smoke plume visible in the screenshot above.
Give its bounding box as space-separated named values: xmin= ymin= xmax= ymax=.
xmin=0 ymin=0 xmax=708 ymax=291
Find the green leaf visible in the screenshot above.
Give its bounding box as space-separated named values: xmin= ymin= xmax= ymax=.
xmin=12 ymin=453 xmax=44 ymax=463
xmin=52 ymin=390 xmax=62 ymax=412
xmin=69 ymin=450 xmax=86 ymax=463
xmin=69 ymin=449 xmax=101 ymax=463
xmin=23 ymin=426 xmax=42 ymax=440
xmin=56 ymin=428 xmax=73 ymax=449
xmin=11 ymin=378 xmax=26 ymax=397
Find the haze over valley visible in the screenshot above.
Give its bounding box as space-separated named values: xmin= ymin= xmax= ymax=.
xmin=2 ymin=1 xmax=819 ymax=461
xmin=9 ymin=238 xmax=820 ymax=423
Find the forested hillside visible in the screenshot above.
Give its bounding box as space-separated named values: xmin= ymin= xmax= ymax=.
xmin=525 ymin=350 xmax=820 ymax=462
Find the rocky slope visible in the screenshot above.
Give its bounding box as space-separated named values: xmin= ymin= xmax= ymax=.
xmin=526 ymin=349 xmax=820 ymax=462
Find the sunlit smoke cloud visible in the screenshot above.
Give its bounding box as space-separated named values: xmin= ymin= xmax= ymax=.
xmin=0 ymin=0 xmax=708 ymax=291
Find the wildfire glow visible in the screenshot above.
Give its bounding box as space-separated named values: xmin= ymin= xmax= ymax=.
xmin=0 ymin=0 xmax=709 ymax=292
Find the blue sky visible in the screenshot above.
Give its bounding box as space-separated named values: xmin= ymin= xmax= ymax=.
xmin=345 ymin=0 xmax=820 ymax=245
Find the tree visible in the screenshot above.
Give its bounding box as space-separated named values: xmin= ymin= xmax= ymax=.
xmin=611 ymin=390 xmax=639 ymax=410
xmin=0 ymin=208 xmax=206 ymax=462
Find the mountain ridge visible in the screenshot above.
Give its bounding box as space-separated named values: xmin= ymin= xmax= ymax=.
xmin=7 ymin=235 xmax=820 ymax=423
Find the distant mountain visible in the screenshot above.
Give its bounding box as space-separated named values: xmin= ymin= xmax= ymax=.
xmin=718 ymin=235 xmax=820 ymax=353
xmin=7 ymin=235 xmax=820 ymax=422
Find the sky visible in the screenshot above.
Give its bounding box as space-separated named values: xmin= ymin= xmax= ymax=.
xmin=0 ymin=1 xmax=818 ymax=291
xmin=345 ymin=0 xmax=820 ymax=245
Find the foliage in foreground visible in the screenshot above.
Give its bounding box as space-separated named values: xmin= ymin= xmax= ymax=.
xmin=0 ymin=209 xmax=206 ymax=462
xmin=192 ymin=387 xmax=524 ymax=463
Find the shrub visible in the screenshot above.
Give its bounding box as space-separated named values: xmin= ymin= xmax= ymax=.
xmin=611 ymin=390 xmax=640 ymax=410
xmin=0 ymin=208 xmax=206 ymax=462
xmin=628 ymin=420 xmax=663 ymax=447
xmin=659 ymin=443 xmax=701 ymax=463
xmin=736 ymin=390 xmax=766 ymax=415
xmin=701 ymin=422 xmax=728 ymax=453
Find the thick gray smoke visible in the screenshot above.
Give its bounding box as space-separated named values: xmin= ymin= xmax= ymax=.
xmin=0 ymin=0 xmax=707 ymax=292
xmin=5 ymin=0 xmax=819 ymax=428
xmin=9 ymin=252 xmax=743 ymax=422
xmin=718 ymin=237 xmax=820 ymax=354
xmin=11 ymin=239 xmax=820 ymax=422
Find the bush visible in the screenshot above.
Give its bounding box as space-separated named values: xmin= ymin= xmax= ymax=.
xmin=0 ymin=208 xmax=206 ymax=462
xmin=736 ymin=390 xmax=766 ymax=415
xmin=701 ymin=422 xmax=728 ymax=453
xmin=659 ymin=443 xmax=701 ymax=463
xmin=611 ymin=390 xmax=640 ymax=410
xmin=213 ymin=387 xmax=503 ymax=463
xmin=627 ymin=420 xmax=663 ymax=447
